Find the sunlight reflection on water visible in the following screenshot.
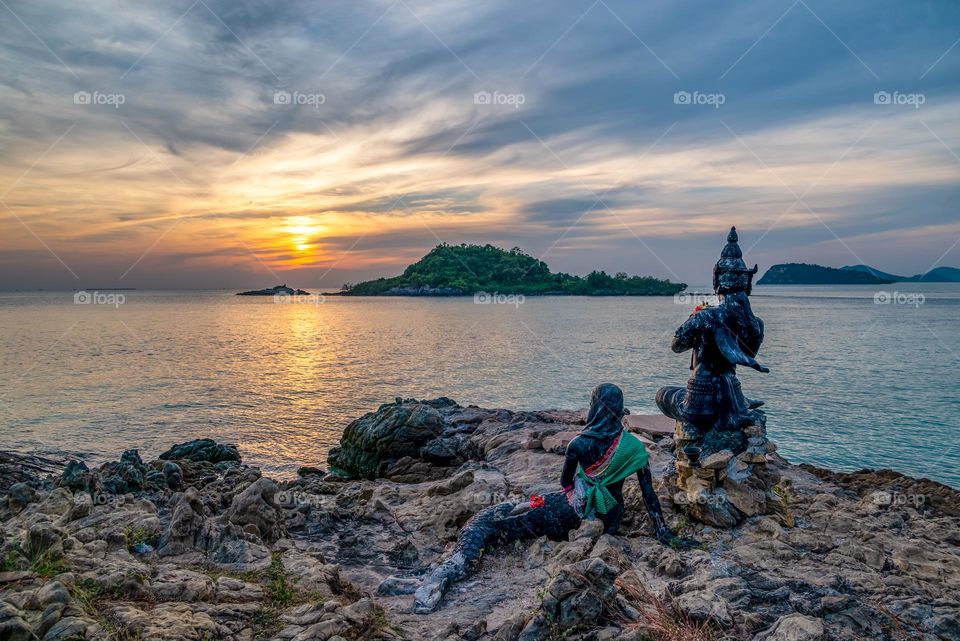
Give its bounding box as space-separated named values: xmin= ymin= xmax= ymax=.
xmin=0 ymin=284 xmax=957 ymax=486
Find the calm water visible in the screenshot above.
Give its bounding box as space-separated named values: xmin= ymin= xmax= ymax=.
xmin=0 ymin=285 xmax=957 ymax=487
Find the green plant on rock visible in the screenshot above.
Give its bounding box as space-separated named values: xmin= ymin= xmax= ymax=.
xmin=772 ymin=485 xmax=796 ymax=528
xmin=123 ymin=526 xmax=158 ymax=552
xmin=265 ymin=552 xmax=294 ymax=608
xmin=30 ymin=551 xmax=68 ymax=578
xmin=1 ymin=548 xmax=24 ymax=572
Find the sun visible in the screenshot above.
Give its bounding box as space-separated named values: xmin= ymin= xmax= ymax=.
xmin=283 ymin=216 xmax=325 ymax=252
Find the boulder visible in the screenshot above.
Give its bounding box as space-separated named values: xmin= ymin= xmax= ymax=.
xmin=224 ymin=478 xmax=286 ymax=542
xmin=327 ymin=400 xmax=445 ymax=479
xmin=159 ymin=439 xmax=241 ymax=464
xmin=754 ymin=614 xmax=825 ymax=641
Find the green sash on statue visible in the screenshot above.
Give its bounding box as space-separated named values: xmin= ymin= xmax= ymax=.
xmin=576 ymin=431 xmax=649 ymax=516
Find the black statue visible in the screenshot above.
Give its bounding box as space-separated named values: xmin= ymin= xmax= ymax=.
xmin=656 ymin=227 xmax=768 ymax=459
xmin=413 ymin=384 xmax=680 ymax=613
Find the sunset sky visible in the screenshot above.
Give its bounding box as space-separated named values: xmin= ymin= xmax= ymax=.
xmin=1 ymin=0 xmax=958 ymax=289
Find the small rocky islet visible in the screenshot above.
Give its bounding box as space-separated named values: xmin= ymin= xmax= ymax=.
xmin=1 ymin=398 xmax=959 ymax=641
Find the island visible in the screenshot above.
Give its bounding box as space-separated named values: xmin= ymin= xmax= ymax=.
xmin=236 ymin=284 xmax=310 ymax=296
xmin=340 ymin=243 xmax=686 ymax=296
xmin=843 ymin=264 xmax=960 ymax=283
xmin=758 ymin=262 xmax=960 ymax=285
xmin=758 ymin=263 xmax=894 ymax=285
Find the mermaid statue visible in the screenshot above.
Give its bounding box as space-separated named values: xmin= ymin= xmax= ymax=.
xmin=413 ymin=383 xmax=678 ymax=613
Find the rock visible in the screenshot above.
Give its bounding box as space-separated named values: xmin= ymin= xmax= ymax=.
xmin=675 ymin=591 xmax=733 ymax=628
xmin=0 ymin=602 xmax=32 ymax=641
xmin=297 ymin=466 xmax=325 ymax=477
xmin=158 ymin=487 xmax=208 ymax=556
xmin=163 ymin=460 xmax=184 ymax=489
xmin=43 ymin=616 xmax=88 ymax=640
xmin=327 ymin=399 xmax=445 ymax=479
xmin=754 ymin=614 xmax=825 ymax=641
xmin=723 ymin=457 xmax=768 ymax=517
xmin=27 ymin=523 xmax=64 ymax=559
xmin=377 ymin=575 xmax=420 ymax=596
xmin=159 ymin=439 xmax=241 ymax=464
xmin=540 ymin=431 xmax=579 ymax=454
xmin=214 ymin=576 xmax=265 ymax=603
xmin=537 ymin=558 xmax=618 ymax=631
xmin=701 ymin=449 xmax=734 ymax=470
xmin=151 ymin=566 xmax=215 ymax=602
xmin=59 ymin=460 xmax=90 ymax=491
xmin=225 ymin=478 xmax=286 ymax=542
xmin=7 ymin=483 xmax=37 ymax=511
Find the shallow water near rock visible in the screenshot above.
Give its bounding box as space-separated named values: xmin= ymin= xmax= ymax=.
xmin=0 ymin=284 xmax=957 ymax=486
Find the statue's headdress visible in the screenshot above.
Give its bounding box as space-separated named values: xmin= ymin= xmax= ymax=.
xmin=713 ymin=226 xmax=758 ymax=294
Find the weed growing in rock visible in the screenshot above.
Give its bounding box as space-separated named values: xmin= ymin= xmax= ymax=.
xmin=266 ymin=552 xmax=294 ymax=607
xmin=616 ymin=579 xmax=720 ymax=641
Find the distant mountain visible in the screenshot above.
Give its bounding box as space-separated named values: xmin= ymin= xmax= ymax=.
xmin=912 ymin=266 xmax=960 ymax=282
xmin=842 ymin=265 xmax=960 ymax=283
xmin=341 ymin=243 xmax=686 ymax=296
xmin=758 ymin=263 xmax=894 ymax=285
xmin=841 ymin=265 xmax=906 ymax=281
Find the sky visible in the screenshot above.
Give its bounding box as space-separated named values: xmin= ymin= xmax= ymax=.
xmin=1 ymin=0 xmax=959 ymax=290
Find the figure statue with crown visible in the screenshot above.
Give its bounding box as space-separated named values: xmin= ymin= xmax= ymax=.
xmin=656 ymin=227 xmax=786 ymax=527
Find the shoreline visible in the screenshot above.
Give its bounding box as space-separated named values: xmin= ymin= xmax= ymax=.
xmin=2 ymin=398 xmax=958 ymax=641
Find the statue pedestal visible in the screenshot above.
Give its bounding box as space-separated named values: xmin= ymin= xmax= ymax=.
xmin=669 ymin=416 xmax=785 ymax=527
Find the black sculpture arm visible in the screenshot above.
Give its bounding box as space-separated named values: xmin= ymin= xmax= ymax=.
xmin=671 ymin=313 xmax=703 ymax=353
xmin=560 ymin=442 xmax=579 ymax=490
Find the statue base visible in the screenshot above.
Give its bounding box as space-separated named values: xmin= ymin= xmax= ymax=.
xmin=668 ymin=415 xmax=787 ymax=528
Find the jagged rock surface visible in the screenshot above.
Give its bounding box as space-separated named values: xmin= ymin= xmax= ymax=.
xmin=3 ymin=400 xmax=959 ymax=641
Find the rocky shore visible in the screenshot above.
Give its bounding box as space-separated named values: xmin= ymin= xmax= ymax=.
xmin=2 ymin=398 xmax=958 ymax=641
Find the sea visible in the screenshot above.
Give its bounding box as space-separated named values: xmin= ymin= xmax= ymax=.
xmin=0 ymin=284 xmax=957 ymax=488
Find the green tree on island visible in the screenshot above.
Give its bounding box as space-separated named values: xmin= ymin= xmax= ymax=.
xmin=342 ymin=243 xmax=686 ymax=296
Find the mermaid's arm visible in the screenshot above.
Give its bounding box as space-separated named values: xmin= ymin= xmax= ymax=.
xmin=560 ymin=446 xmax=578 ymax=492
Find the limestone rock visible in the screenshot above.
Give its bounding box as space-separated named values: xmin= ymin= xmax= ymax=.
xmin=225 ymin=477 xmax=286 ymax=542
xmin=754 ymin=614 xmax=825 ymax=641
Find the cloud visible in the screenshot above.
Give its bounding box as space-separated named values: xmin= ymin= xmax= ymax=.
xmin=0 ymin=0 xmax=958 ymax=288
